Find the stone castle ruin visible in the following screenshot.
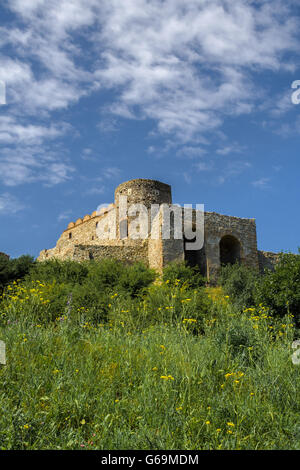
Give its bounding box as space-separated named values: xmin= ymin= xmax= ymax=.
xmin=38 ymin=179 xmax=279 ymax=279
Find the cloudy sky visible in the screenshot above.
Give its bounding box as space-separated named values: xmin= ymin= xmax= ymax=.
xmin=0 ymin=0 xmax=300 ymax=258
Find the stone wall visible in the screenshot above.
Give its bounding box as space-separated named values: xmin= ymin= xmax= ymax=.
xmin=203 ymin=212 xmax=259 ymax=280
xmin=37 ymin=179 xmax=267 ymax=281
xmin=73 ymin=242 xmax=149 ymax=264
xmin=115 ymin=179 xmax=172 ymax=210
xmin=258 ymin=251 xmax=281 ymax=272
xmin=38 ymin=205 xmax=116 ymax=261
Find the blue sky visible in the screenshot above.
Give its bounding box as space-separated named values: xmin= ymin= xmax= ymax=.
xmin=0 ymin=0 xmax=300 ymax=259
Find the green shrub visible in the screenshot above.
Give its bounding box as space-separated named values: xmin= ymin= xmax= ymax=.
xmin=27 ymin=259 xmax=89 ymax=285
xmin=108 ymin=280 xmax=212 ymax=331
xmin=163 ymin=261 xmax=206 ymax=289
xmin=0 ymin=255 xmax=35 ymax=292
xmin=118 ymin=263 xmax=156 ymax=297
xmin=219 ymin=263 xmax=258 ymax=310
xmin=70 ymin=281 xmax=112 ymax=324
xmin=12 ymin=259 xmax=157 ymax=325
xmin=255 ymin=252 xmax=300 ymax=322
xmin=84 ymin=259 xmax=125 ymax=290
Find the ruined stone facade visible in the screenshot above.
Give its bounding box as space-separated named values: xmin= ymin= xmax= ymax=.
xmin=38 ymin=179 xmax=279 ymax=279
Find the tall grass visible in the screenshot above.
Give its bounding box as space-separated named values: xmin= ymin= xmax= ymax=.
xmin=0 ymin=273 xmax=299 ymax=450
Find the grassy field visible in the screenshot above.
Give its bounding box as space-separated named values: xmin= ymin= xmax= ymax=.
xmin=0 ymin=272 xmax=299 ymax=450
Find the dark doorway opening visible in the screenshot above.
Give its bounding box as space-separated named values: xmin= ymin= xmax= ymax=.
xmin=219 ymin=235 xmax=241 ymax=266
xmin=184 ymin=237 xmax=206 ymax=275
xmin=185 ymin=248 xmax=198 ymax=267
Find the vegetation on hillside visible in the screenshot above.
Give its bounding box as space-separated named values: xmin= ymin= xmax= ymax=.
xmin=0 ymin=254 xmax=299 ymax=449
xmin=0 ymin=254 xmax=34 ymax=293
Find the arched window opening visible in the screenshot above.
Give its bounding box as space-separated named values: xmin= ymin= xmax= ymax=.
xmin=219 ymin=235 xmax=241 ymax=266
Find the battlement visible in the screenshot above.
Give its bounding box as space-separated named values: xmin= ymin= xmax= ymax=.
xmin=63 ymin=204 xmax=115 ymax=233
xmin=38 ymin=178 xmax=280 ymax=279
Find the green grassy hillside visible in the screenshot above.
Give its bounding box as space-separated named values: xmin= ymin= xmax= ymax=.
xmin=0 ymin=256 xmax=299 ymax=450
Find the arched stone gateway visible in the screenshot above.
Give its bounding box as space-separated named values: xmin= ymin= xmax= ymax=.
xmin=38 ymin=178 xmax=270 ymax=279
xmin=219 ymin=235 xmax=241 ymax=266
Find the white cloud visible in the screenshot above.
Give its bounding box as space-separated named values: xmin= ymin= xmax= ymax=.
xmin=81 ymin=166 xmax=121 ymax=196
xmin=85 ymin=186 xmax=106 ymax=196
xmin=102 ymin=167 xmax=121 ymax=179
xmin=218 ymin=160 xmax=252 ymax=184
xmin=97 ymin=117 xmax=118 ymax=134
xmin=93 ymin=0 xmax=299 ymax=141
xmin=216 ymin=142 xmax=246 ymax=156
xmin=58 ymin=210 xmax=73 ymax=222
xmin=183 ymin=172 xmax=191 ymax=184
xmin=252 ymin=177 xmax=271 ymax=189
xmin=0 ymin=192 xmax=25 ymax=214
xmin=0 ymin=0 xmax=299 ymax=187
xmin=2 ymin=0 xmax=298 ymax=133
xmin=260 ymin=90 xmax=295 ymax=118
xmin=0 ymin=145 xmax=74 ymax=186
xmin=176 ymin=146 xmax=208 ymax=158
xmin=0 ymin=116 xmax=67 ymax=145
xmin=0 ymin=58 xmax=32 ymax=85
xmin=194 ymin=162 xmax=214 ymax=172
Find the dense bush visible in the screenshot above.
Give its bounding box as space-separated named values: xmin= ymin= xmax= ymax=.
xmin=219 ymin=263 xmax=258 ymax=310
xmin=27 ymin=259 xmax=89 ymax=285
xmin=27 ymin=258 xmax=156 ymax=297
xmin=0 ymin=254 xmax=35 ymax=292
xmin=85 ymin=259 xmax=156 ymax=298
xmin=108 ymin=280 xmax=212 ymax=331
xmin=9 ymin=259 xmax=157 ymax=325
xmin=0 ymin=283 xmax=296 ymax=450
xmin=255 ymin=252 xmax=300 ymax=322
xmin=219 ymin=253 xmax=300 ymax=324
xmin=1 ymin=254 xmax=300 ymax=449
xmin=162 ymin=261 xmax=206 ymax=289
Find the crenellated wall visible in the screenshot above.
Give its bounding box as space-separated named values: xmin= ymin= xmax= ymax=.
xmin=39 ymin=204 xmax=116 ymax=261
xmin=38 ymin=178 xmax=282 ymax=280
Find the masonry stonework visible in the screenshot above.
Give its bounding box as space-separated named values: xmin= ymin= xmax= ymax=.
xmin=38 ymin=178 xmax=280 ymax=278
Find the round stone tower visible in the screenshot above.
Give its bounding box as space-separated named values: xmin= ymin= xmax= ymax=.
xmin=114 ymin=179 xmax=172 ymax=239
xmin=114 ymin=179 xmax=172 ymax=209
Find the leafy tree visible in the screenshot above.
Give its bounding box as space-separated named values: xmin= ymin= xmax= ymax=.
xmin=118 ymin=262 xmax=156 ymax=297
xmin=0 ymin=254 xmax=35 ymax=292
xmin=219 ymin=262 xmax=258 ymax=310
xmin=27 ymin=259 xmax=89 ymax=285
xmin=255 ymin=251 xmax=300 ymax=322
xmin=163 ymin=261 xmax=206 ymax=289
